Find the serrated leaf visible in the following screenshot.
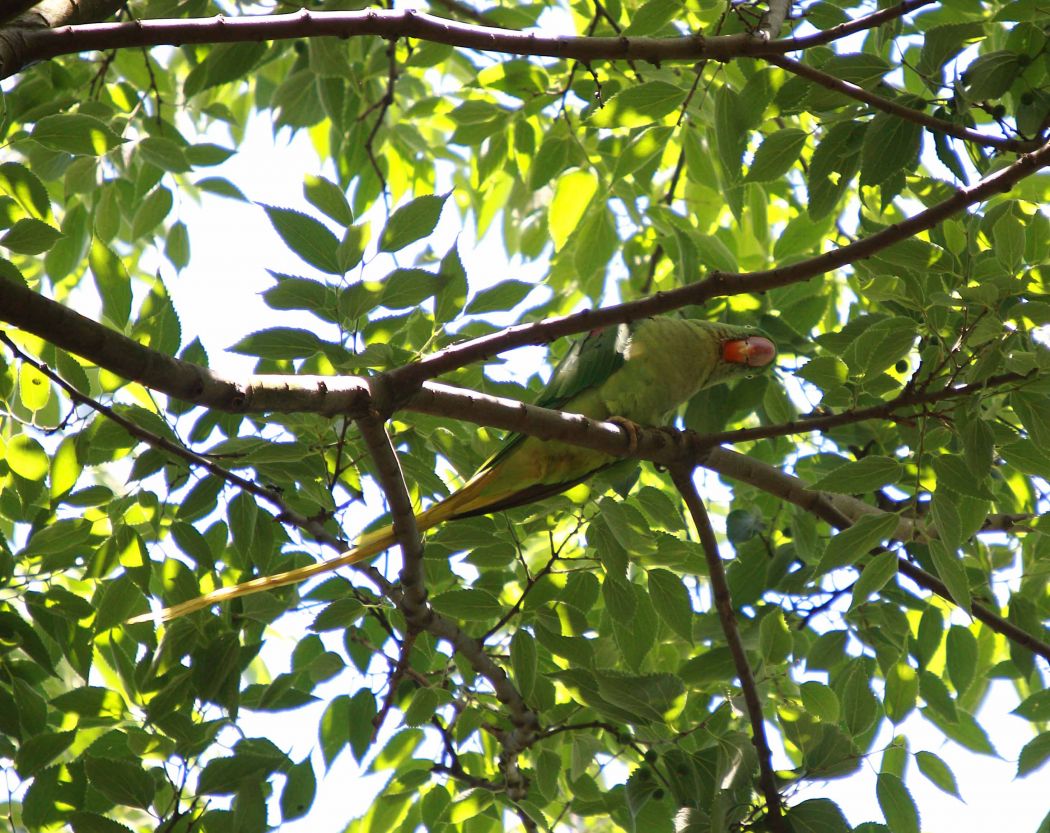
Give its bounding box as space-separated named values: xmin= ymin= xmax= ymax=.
xmin=89 ymin=240 xmax=131 ymax=328
xmin=860 ymin=113 xmax=921 ymax=186
xmin=915 ymin=750 xmax=961 ymax=798
xmin=262 ymin=205 xmax=341 ymax=274
xmin=379 ymin=193 xmax=448 ymax=253
xmin=812 ymin=456 xmax=903 ymax=494
xmin=84 ymin=756 xmax=155 ymax=808
xmin=817 ymin=512 xmax=899 ymax=575
xmin=465 ymin=279 xmax=535 ymax=314
xmin=850 ymin=551 xmax=898 ymax=607
xmin=0 ymin=162 xmax=50 ymax=219
xmin=304 ymin=175 xmax=352 ymax=226
xmin=647 ymin=568 xmax=693 ymax=643
xmin=1 ymin=218 xmax=61 ymax=254
xmin=589 ymin=81 xmax=684 ymax=128
xmin=787 ymin=798 xmax=851 ymax=833
xmin=745 ymin=129 xmax=808 ymax=183
xmin=381 ymin=268 xmax=439 ymax=309
xmin=549 ymin=169 xmax=598 ymax=250
xmin=1018 ymin=732 xmax=1050 ymax=777
xmin=430 ymin=588 xmax=503 ymax=621
xmin=928 ymin=541 xmax=971 ymax=612
xmin=877 ymin=772 xmax=920 ymax=833
xmin=230 ymin=327 xmax=326 ymax=360
xmin=33 ymin=114 xmax=123 ymax=155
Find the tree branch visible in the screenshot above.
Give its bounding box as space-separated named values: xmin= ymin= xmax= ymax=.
xmin=0 ymin=3 xmax=995 ymax=85
xmin=354 ymin=412 xmax=539 ymax=797
xmin=703 ymin=448 xmax=1050 ymax=662
xmin=764 ymin=53 xmax=1037 ymax=153
xmin=787 ymin=0 xmax=934 ymax=51
xmin=3 ymin=139 xmax=1048 ymax=413
xmin=670 ymin=467 xmax=786 ymax=832
xmin=384 ymin=138 xmax=1050 ymax=393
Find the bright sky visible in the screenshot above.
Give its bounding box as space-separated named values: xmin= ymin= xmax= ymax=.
xmin=163 ymin=108 xmax=1046 ymax=831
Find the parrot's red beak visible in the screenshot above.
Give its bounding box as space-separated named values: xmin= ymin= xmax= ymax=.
xmin=723 ymin=336 xmax=777 ymax=368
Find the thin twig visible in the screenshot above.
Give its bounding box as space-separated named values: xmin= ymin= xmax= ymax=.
xmin=670 ymin=466 xmax=787 ymax=833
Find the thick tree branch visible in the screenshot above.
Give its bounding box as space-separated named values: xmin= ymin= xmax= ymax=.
xmin=764 ymin=53 xmax=1038 ymax=153
xmin=354 ymin=414 xmax=539 ymax=797
xmin=670 ymin=467 xmax=786 ymax=832
xmin=703 ymin=448 xmax=1050 ymax=662
xmin=3 ymin=140 xmax=1047 ymax=412
xmin=385 ymin=139 xmax=1050 ymax=394
xmin=0 ymin=3 xmax=968 ymax=82
xmin=0 ymin=8 xmax=776 ymax=79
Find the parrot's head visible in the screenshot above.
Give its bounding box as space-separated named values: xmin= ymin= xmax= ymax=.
xmin=702 ymin=322 xmax=778 ymax=387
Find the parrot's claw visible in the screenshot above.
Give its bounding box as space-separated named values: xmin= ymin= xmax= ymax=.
xmin=608 ymin=416 xmax=642 ymax=454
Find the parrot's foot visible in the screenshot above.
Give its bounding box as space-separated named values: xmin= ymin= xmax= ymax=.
xmin=608 ymin=416 xmax=642 ymax=454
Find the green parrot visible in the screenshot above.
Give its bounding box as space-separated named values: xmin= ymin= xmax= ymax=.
xmin=133 ymin=317 xmax=775 ymax=623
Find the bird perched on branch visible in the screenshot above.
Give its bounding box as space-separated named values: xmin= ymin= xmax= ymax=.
xmin=131 ymin=317 xmax=776 ymax=624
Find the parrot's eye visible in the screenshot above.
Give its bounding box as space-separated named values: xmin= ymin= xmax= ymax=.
xmin=722 ymin=336 xmax=776 ymax=368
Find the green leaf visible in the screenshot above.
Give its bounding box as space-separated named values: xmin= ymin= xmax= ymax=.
xmin=1014 ymin=690 xmax=1050 ymax=722
xmin=884 ymin=663 xmax=918 ymax=724
xmin=876 ymin=772 xmax=920 ymax=833
xmin=787 ymin=798 xmax=851 ymax=833
xmin=623 ymin=0 xmax=681 ymax=35
xmin=430 ymin=588 xmax=503 ymax=621
xmin=860 ymin=113 xmax=922 ymax=186
xmin=131 ymin=186 xmax=173 ymax=238
xmin=0 ymin=162 xmax=51 ymax=219
xmin=262 ymin=205 xmax=341 ymax=274
xmin=5 ymin=433 xmax=50 ymax=480
xmin=15 ymin=730 xmax=76 ymax=777
xmin=817 ymin=512 xmax=899 ymax=575
xmin=435 ymin=243 xmax=468 ymax=323
xmin=33 ymin=114 xmax=123 ymax=155
xmin=549 ymin=169 xmax=598 ymax=250
xmin=647 ymin=568 xmax=693 ymax=643
xmin=745 ymin=129 xmax=808 ymax=182
xmin=465 ymin=279 xmax=535 ymax=314
xmin=69 ymin=813 xmax=136 ymax=833
xmin=1018 ymin=732 xmax=1050 ymax=777
xmin=165 ymin=220 xmax=190 ymax=272
xmin=915 ymin=750 xmax=961 ymax=798
xmin=184 ymin=42 xmax=267 ymax=97
xmin=928 ymin=541 xmax=971 ymax=612
xmin=0 ymin=218 xmax=61 ymax=254
xmin=588 ymin=81 xmax=684 ymax=128
xmin=850 ymin=551 xmax=899 ymax=607
xmin=84 ymin=756 xmax=155 ymax=808
xmin=759 ymin=609 xmax=792 ymax=664
xmin=963 ymin=50 xmax=1021 ymax=100
xmin=945 ymin=625 xmax=977 ymax=694
xmin=800 ymin=681 xmax=840 ymax=723
xmin=304 ymin=175 xmax=352 ymax=227
xmin=811 ymin=456 xmax=903 ymax=494
xmin=230 ymin=327 xmax=326 ymax=360
xmin=381 ymin=268 xmax=439 ymax=309
xmin=137 ymin=136 xmax=191 ymax=172
xmin=379 ymin=193 xmax=448 ymax=253
xmin=88 ymin=240 xmax=132 ymax=328
xmin=510 ymin=630 xmax=538 ymax=699
xmin=931 ymin=455 xmax=994 ymax=500
xmin=280 ymin=757 xmax=316 ymax=821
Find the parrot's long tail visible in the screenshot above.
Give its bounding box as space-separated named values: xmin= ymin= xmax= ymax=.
xmin=128 ymin=468 xmax=503 ymax=624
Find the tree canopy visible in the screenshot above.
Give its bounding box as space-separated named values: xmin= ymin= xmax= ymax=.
xmin=0 ymin=0 xmax=1048 ymax=831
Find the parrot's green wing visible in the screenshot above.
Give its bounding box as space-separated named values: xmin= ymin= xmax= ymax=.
xmin=474 ymin=323 xmax=631 ymax=476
